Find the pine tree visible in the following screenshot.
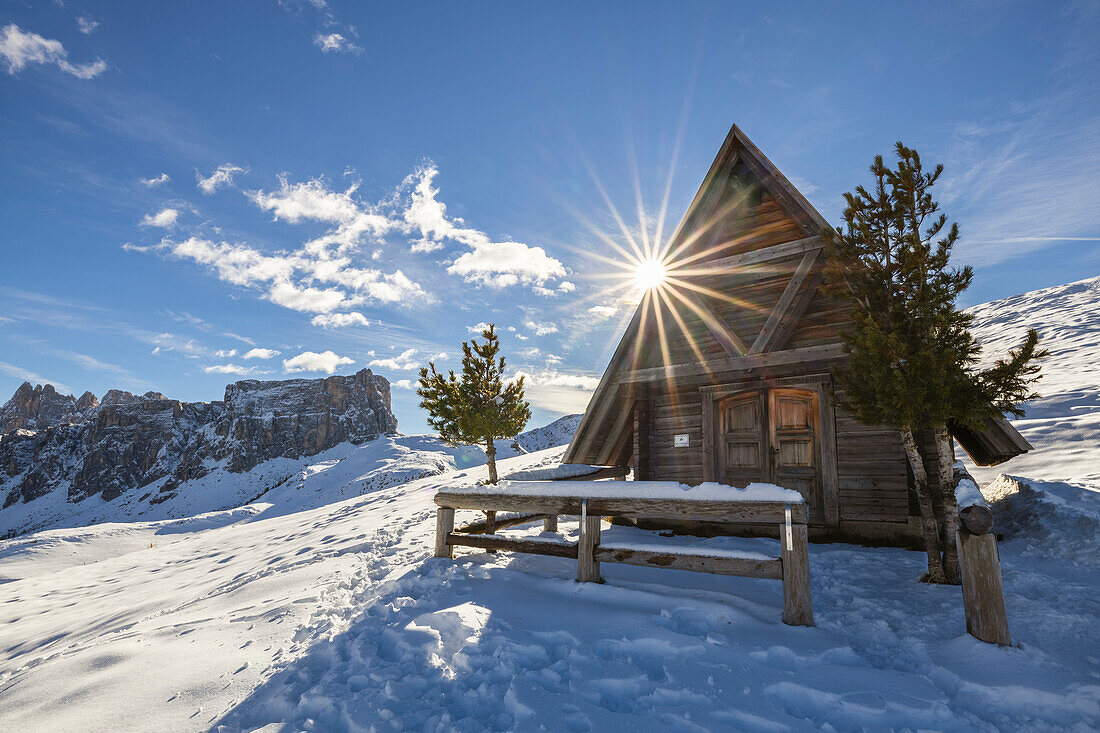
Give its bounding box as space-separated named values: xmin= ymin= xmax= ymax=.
xmin=825 ymin=142 xmax=1044 ymax=584
xmin=417 ymin=324 xmax=531 ymax=484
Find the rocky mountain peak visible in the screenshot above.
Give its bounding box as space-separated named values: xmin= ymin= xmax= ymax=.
xmin=100 ymin=389 xmax=168 ymax=406
xmin=0 ymin=381 xmax=84 ymax=433
xmin=1 ymin=369 xmax=399 ymax=517
xmin=76 ymin=391 xmax=99 ymax=411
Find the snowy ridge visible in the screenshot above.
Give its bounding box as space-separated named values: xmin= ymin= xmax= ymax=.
xmin=967 ymin=275 xmax=1100 ymax=486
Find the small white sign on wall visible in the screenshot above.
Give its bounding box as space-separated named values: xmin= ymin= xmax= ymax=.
xmin=674 ymin=433 xmax=690 ymax=448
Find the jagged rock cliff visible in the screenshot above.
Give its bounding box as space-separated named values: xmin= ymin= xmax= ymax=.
xmin=0 ymin=369 xmax=397 ymax=512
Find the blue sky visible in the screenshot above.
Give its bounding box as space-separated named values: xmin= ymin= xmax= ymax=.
xmin=2 ymin=1 xmax=1098 ymax=434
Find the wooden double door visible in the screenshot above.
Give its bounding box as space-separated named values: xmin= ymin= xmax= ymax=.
xmin=719 ymin=388 xmax=823 ymax=523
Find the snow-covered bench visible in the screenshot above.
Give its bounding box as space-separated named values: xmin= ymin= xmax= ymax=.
xmin=433 ymin=480 xmax=813 ymax=626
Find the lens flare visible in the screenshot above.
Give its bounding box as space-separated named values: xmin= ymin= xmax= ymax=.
xmin=634 ymin=259 xmax=666 ymax=292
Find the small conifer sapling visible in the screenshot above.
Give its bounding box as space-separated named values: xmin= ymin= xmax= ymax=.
xmin=417 ymin=324 xmax=531 ymax=484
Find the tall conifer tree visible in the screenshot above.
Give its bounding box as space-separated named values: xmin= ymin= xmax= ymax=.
xmin=417 ymin=324 xmax=531 ymax=484
xmin=825 ymin=142 xmax=1045 ymax=583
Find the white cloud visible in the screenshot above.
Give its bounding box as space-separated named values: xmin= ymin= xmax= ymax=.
xmin=448 ymin=240 xmax=567 ymax=289
xmin=514 ymin=369 xmax=600 ymax=391
xmin=0 ymin=24 xmax=106 ymax=79
xmin=77 ymin=16 xmax=99 ymax=35
xmin=526 ymin=320 xmax=559 ymax=336
xmin=197 ymin=164 xmax=246 ymax=194
xmin=250 ymin=176 xmax=393 ymax=258
xmin=140 ymin=208 xmax=180 ymax=228
xmin=368 ymin=348 xmax=422 ymax=371
xmin=391 ymin=379 xmax=415 ymax=390
xmin=214 ymin=348 xmax=238 ymax=358
xmin=267 ymin=280 xmax=349 ymax=313
xmin=252 ymin=176 xmax=362 ymax=225
xmin=402 ymin=166 xmax=568 ymax=290
xmin=153 ymin=236 xmax=426 ymax=314
xmin=466 ymin=322 xmax=492 ymax=334
xmin=165 ymin=237 xmax=295 ymax=287
xmin=313 ymin=33 xmax=363 ymax=54
xmin=203 ymin=363 xmax=262 ymax=376
xmin=785 ymin=175 xmax=818 ymax=195
xmin=137 ymin=164 xmax=569 ymax=319
xmin=223 ymin=331 xmax=257 ymax=346
xmin=0 ymin=360 xmax=72 ymax=394
xmin=242 ymin=348 xmax=280 ymax=360
xmin=311 ymin=312 xmax=370 ymax=329
xmin=282 ymin=350 xmax=354 ymax=374
xmin=141 ymin=173 xmax=170 ymax=187
xmin=402 ymin=166 xmax=482 ymax=253
xmin=588 ymin=305 xmax=618 ymax=318
xmin=512 ymin=369 xmax=600 ymax=414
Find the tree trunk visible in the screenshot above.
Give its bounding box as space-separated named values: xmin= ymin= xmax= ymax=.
xmin=485 ymin=436 xmax=498 ymax=484
xmin=900 ymin=425 xmax=946 ymax=583
xmin=934 ymin=423 xmax=962 ymax=585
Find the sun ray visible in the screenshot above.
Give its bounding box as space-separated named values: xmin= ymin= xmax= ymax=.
xmin=581 ymin=157 xmax=647 ymax=264
xmin=649 ymin=287 xmax=676 ymax=395
xmin=627 ymin=138 xmax=653 ymax=262
xmin=664 ymin=275 xmax=772 ymax=314
xmin=660 ymin=186 xmax=755 ymax=266
xmin=561 ymin=206 xmax=649 ymax=268
xmin=664 ymin=284 xmax=747 ymax=359
xmin=657 ymin=286 xmax=713 ymax=379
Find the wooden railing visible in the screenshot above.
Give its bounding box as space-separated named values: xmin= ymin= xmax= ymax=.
xmin=954 ymin=464 xmax=1011 ymax=646
xmin=433 ymin=487 xmax=813 ymax=626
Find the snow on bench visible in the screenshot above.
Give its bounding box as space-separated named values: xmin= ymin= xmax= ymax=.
xmin=449 ymin=479 xmax=803 ymax=502
xmin=433 ymin=479 xmax=813 ymax=626
xmin=504 ymin=464 xmax=614 ymax=481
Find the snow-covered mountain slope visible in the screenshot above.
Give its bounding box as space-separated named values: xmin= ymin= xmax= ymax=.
xmin=966 ymin=275 xmax=1100 ymax=486
xmin=2 ymin=277 xmax=1100 ymax=732
xmin=0 ymin=435 xmax=481 ymax=539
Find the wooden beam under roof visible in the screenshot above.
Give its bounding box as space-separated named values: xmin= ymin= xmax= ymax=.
xmin=672 ymin=289 xmax=748 ymax=358
xmin=618 ymin=343 xmax=848 ymax=384
xmin=675 ymin=234 xmax=822 ymax=276
xmin=750 ymin=250 xmax=822 ymax=354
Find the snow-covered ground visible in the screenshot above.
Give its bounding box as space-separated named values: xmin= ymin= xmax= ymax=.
xmin=2 ymin=277 xmax=1099 ymax=731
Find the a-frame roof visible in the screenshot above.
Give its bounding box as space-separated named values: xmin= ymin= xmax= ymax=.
xmin=564 ymin=123 xmax=832 ymax=466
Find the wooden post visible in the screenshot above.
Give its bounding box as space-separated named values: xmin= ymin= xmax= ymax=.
xmin=780 ymin=516 xmax=813 ymax=626
xmin=577 ymin=501 xmax=602 ymax=582
xmin=956 ymin=530 xmax=1012 ymax=645
xmin=543 ymin=515 xmax=558 ymax=532
xmin=484 ymin=510 xmax=497 ymax=550
xmin=435 ymin=507 xmax=455 ymax=559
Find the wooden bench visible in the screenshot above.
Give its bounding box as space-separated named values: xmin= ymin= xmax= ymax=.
xmin=433 ymin=481 xmax=813 ymax=626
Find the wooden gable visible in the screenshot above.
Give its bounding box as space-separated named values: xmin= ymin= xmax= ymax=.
xmin=564 ymin=124 xmax=840 ymax=467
